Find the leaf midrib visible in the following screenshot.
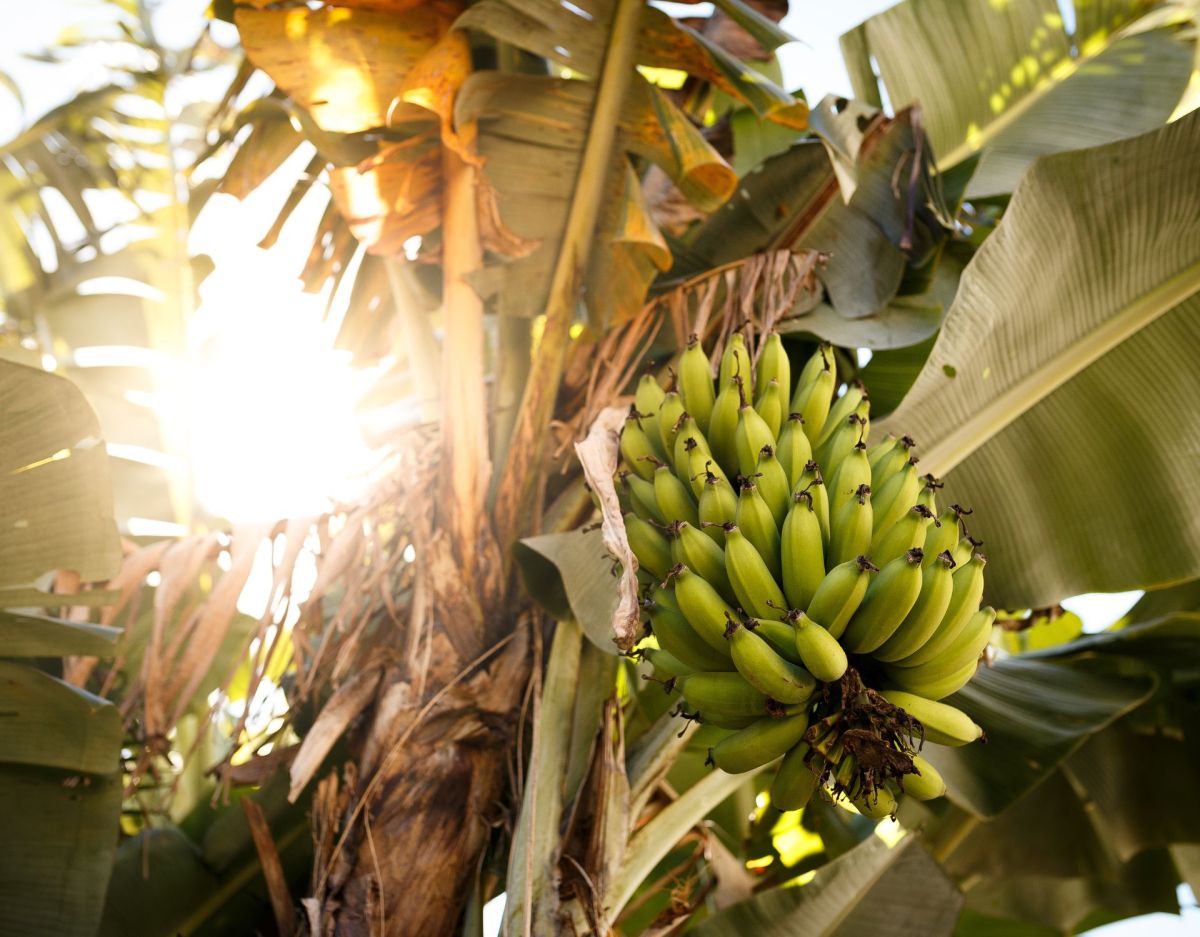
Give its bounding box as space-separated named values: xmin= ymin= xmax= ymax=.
xmin=922 ymin=259 xmax=1200 ymax=476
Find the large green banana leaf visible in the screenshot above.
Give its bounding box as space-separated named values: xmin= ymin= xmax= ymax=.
xmin=691 ymin=835 xmax=962 ymax=937
xmin=880 ymin=111 xmax=1200 ymax=608
xmin=841 ymin=0 xmax=1197 ymax=197
xmin=0 ymin=361 xmax=123 ymax=937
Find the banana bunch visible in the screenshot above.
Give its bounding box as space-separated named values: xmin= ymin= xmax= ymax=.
xmin=619 ymin=332 xmax=994 ymax=817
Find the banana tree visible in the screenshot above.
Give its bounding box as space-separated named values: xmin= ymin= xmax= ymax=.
xmin=7 ymin=0 xmax=1200 ymax=934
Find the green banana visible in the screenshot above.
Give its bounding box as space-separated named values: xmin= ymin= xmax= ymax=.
xmin=791 ymin=610 xmax=848 ymax=682
xmin=679 ymin=335 xmax=716 ymax=432
xmin=708 ymin=375 xmax=742 ymax=477
xmin=653 ymin=459 xmax=699 ymax=526
xmin=724 ymin=524 xmax=787 ymax=618
xmin=884 ymin=658 xmax=978 ymax=701
xmin=817 ymin=382 xmax=865 ymax=446
xmin=880 ymin=690 xmax=983 ymax=747
xmin=754 ymin=445 xmax=792 ymax=525
xmin=853 ymin=398 xmax=871 ymax=447
xmin=754 ymin=378 xmax=786 ymax=439
xmin=795 ymin=461 xmax=830 ymax=542
xmin=791 ymin=345 xmax=835 ymax=442
xmin=852 ymin=784 xmax=897 ymax=820
xmin=621 ymin=414 xmax=659 ymax=480
xmin=658 ymin=390 xmax=685 ymax=455
xmin=916 ymin=474 xmax=941 ymax=515
xmin=710 ymin=713 xmax=810 ymax=774
xmin=670 ymin=563 xmax=739 ymax=656
xmin=646 ymin=596 xmax=731 ymax=670
xmin=902 ymin=754 xmax=947 ymax=801
xmin=872 ymin=504 xmax=934 ymax=567
xmin=868 ymin=433 xmax=915 ymax=480
xmin=816 ymin=413 xmax=866 ymax=478
xmin=686 ymin=440 xmax=728 ymax=498
xmin=781 ymin=491 xmax=825 ymax=610
xmin=750 ymin=617 xmax=805 ymax=665
xmin=951 ymin=534 xmax=979 ymax=568
xmin=840 ymin=549 xmax=925 ymax=654
xmin=828 ymin=442 xmax=871 ymax=521
xmin=771 ymin=743 xmax=820 ymax=811
xmin=921 ymin=510 xmax=959 ymax=566
xmin=625 ymin=513 xmax=673 ymax=580
xmin=734 ymin=483 xmax=782 ymax=579
xmin=640 ymin=646 xmax=694 ymax=679
xmin=776 ymin=414 xmax=813 ymax=489
xmin=674 ymin=671 xmax=767 ymax=718
xmin=635 ymin=373 xmax=666 ymax=433
xmin=869 ymin=460 xmax=920 ymax=537
xmin=726 ymin=617 xmax=817 ymax=704
xmin=719 ymin=332 xmax=752 ymax=396
xmin=827 ymin=483 xmax=872 ymax=567
xmin=624 ymin=471 xmax=665 ymax=523
xmin=756 ymin=331 xmax=791 ymax=397
xmin=807 ymin=555 xmax=875 ymax=638
xmin=735 ymin=399 xmax=776 ymax=479
xmin=698 ymin=471 xmax=737 ymax=545
xmin=671 ymin=520 xmax=734 ymax=604
xmin=872 ymin=551 xmax=957 ymax=662
xmin=895 ymin=553 xmax=986 ymax=667
xmin=672 ymin=414 xmax=706 ymax=481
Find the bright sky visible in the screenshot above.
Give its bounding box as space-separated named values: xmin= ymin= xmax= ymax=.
xmin=3 ymin=4 xmax=1196 ymax=934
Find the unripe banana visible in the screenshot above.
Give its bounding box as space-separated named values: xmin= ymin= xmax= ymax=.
xmin=775 ymin=414 xmax=813 ymax=489
xmin=749 ymin=617 xmax=805 ymax=665
xmin=624 ymin=471 xmax=665 ymax=524
xmin=671 ymin=520 xmax=735 ymax=604
xmin=625 ymin=513 xmax=673 ymax=579
xmin=840 ymin=549 xmax=925 ymax=654
xmin=790 ymin=610 xmax=848 ymax=682
xmin=921 ymin=510 xmax=959 ymax=566
xmin=726 ymin=617 xmax=816 ymax=704
xmin=670 ymin=564 xmax=739 ymax=656
xmin=872 ymin=551 xmax=957 ymax=662
xmin=708 ymin=375 xmax=742 ymax=477
xmin=696 ymin=709 xmax=760 ymax=730
xmin=852 ymin=784 xmax=897 ymax=820
xmin=672 ymin=414 xmax=706 ymax=481
xmin=872 ymin=504 xmax=934 ymax=567
xmin=828 ymin=442 xmax=871 ymax=520
xmin=869 ymin=434 xmax=915 ymax=481
xmin=724 ymin=524 xmax=787 ymax=618
xmin=781 ymin=491 xmax=825 ymax=610
xmin=640 ymin=646 xmax=694 ymax=679
xmin=674 ymin=671 xmax=768 ymax=718
xmin=735 ymin=400 xmax=776 ymax=479
xmin=635 ymin=373 xmax=666 ymax=435
xmin=916 ymin=475 xmax=941 ymax=515
xmin=691 ymin=725 xmax=739 ymax=748
xmin=658 ymin=390 xmax=685 ymax=455
xmin=698 ymin=472 xmax=737 ymax=545
xmin=653 ymin=460 xmax=698 ymax=526
xmin=880 ymin=690 xmax=983 ymax=746
xmin=686 ymin=440 xmax=728 ymax=498
xmin=852 ymin=398 xmax=871 ymax=446
xmin=646 ymin=597 xmax=731 ymax=670
xmin=883 ymin=658 xmax=978 ymax=701
xmin=902 ymin=754 xmax=947 ymax=801
xmin=621 ymin=415 xmax=659 ymax=480
xmin=734 ymin=483 xmax=782 ymax=580
xmin=807 ymin=555 xmax=875 ymax=639
xmin=827 ymin=483 xmax=872 ymax=567
xmin=754 ymin=445 xmax=791 ymax=525
xmin=816 ymin=413 xmax=867 ymax=478
xmin=791 ymin=345 xmax=835 ymax=442
xmin=719 ymin=332 xmax=752 ymax=396
xmin=710 ymin=713 xmax=810 ymax=774
xmin=771 ymin=742 xmax=820 ymax=811
xmin=951 ymin=534 xmax=978 ymax=568
xmin=679 ymin=335 xmax=716 ymax=432
xmin=817 ymin=382 xmax=865 ymax=446
xmin=754 ymin=378 xmax=786 ymax=439
xmin=896 ymin=553 xmax=986 ymax=667
xmin=795 ymin=461 xmax=830 ymax=542
xmin=870 ymin=460 xmax=921 ymax=537
xmin=756 ymin=331 xmax=791 ymax=398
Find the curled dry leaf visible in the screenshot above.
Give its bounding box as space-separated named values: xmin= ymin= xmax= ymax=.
xmin=289 ymin=666 xmax=384 ymax=803
xmin=574 ymin=406 xmax=640 ymax=652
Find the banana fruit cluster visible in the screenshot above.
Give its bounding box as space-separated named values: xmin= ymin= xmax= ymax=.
xmin=619 ymin=333 xmax=993 ymax=817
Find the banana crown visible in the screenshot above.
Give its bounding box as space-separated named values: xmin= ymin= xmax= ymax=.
xmin=618 ymin=334 xmax=993 ymax=819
